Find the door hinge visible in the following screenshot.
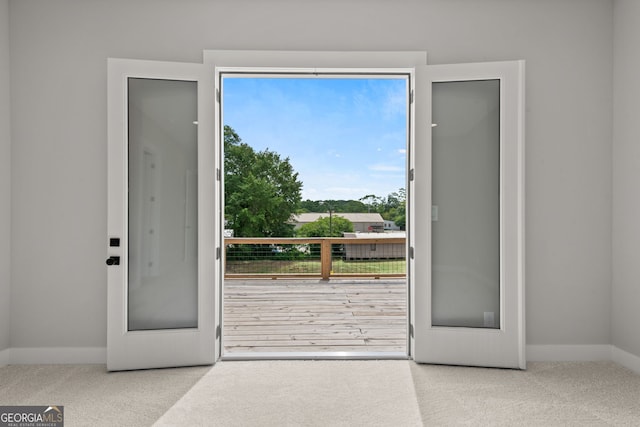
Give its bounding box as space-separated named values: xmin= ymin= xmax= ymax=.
xmin=409 ymin=168 xmax=414 ymax=181
xmin=216 ymin=247 xmax=221 ymax=260
xmin=216 ymin=168 xmax=221 ymax=181
xmin=216 ymin=88 xmax=221 ymax=103
xmin=216 ymin=325 xmax=221 ymax=339
xmin=409 ymin=324 xmax=414 ymax=338
xmin=409 ymin=246 xmax=415 ymax=259
xmin=410 ymin=90 xmax=414 ymax=104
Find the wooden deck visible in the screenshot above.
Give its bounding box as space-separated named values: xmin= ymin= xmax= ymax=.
xmin=223 ymin=279 xmax=407 ymax=354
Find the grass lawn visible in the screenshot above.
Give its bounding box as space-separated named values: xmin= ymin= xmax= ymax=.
xmin=226 ymin=258 xmax=406 ymax=275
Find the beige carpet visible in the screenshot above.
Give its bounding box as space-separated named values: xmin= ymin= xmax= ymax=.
xmin=156 ymin=361 xmax=640 ymax=426
xmin=0 ymin=364 xmax=211 ymax=426
xmin=2 ymin=361 xmax=640 ymax=426
xmin=409 ymin=361 xmax=640 ymax=426
xmin=154 ymin=360 xmax=423 ymax=426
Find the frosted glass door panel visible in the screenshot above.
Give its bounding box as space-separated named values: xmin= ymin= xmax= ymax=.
xmin=432 ymin=80 xmax=500 ymax=329
xmin=127 ymin=78 xmax=198 ymax=331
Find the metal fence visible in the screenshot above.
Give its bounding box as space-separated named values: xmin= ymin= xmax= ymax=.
xmin=224 ymin=237 xmax=406 ymax=279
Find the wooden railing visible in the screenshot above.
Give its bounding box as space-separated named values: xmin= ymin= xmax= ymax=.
xmin=224 ymin=237 xmax=406 ymax=280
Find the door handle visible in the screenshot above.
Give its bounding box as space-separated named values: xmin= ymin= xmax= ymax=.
xmin=106 ymin=256 xmax=120 ymax=266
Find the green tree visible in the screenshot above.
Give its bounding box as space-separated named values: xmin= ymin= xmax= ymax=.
xmin=299 ymin=199 xmax=368 ymax=213
xmin=390 ymin=188 xmax=406 ymax=229
xmin=299 ymin=200 xmax=323 ymax=212
xmin=359 ymin=194 xmax=383 ymax=213
xmin=377 ymin=188 xmax=405 ymax=227
xmin=224 ymin=125 xmax=302 ymax=237
xmin=296 ymin=215 xmax=354 ymax=237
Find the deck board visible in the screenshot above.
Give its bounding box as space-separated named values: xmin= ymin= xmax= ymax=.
xmin=223 ymin=279 xmax=407 ymax=354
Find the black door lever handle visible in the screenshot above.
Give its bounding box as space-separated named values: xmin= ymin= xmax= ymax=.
xmin=106 ymin=256 xmax=120 ymax=266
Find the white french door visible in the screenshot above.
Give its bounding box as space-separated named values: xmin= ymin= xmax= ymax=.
xmin=106 ymin=52 xmax=524 ymax=370
xmin=107 ymin=59 xmax=219 ymax=371
xmin=411 ymin=61 xmax=525 ymax=369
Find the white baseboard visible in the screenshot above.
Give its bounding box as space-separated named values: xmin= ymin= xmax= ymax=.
xmin=8 ymin=347 xmax=106 ymax=365
xmin=2 ymin=345 xmax=639 ymax=373
xmin=0 ymin=348 xmax=9 ymax=366
xmin=612 ymin=346 xmax=640 ymax=375
xmin=526 ymin=345 xmax=612 ymax=362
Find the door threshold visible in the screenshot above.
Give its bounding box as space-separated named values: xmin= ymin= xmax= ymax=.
xmin=221 ymin=351 xmax=409 ymax=361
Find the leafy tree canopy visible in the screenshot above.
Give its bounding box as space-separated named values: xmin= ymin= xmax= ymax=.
xmin=224 ymin=125 xmax=302 ymax=237
xmin=299 ymin=199 xmax=368 ymax=213
xmin=296 ymin=215 xmax=354 ymax=237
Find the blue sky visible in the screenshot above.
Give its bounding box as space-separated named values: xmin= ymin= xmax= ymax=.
xmin=222 ymin=76 xmax=408 ymax=201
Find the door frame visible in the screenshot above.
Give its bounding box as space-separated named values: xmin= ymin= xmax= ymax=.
xmin=205 ymin=51 xmax=428 ymax=361
xmin=216 ymin=68 xmax=415 ymax=360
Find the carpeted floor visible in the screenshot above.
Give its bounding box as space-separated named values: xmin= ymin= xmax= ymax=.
xmin=1 ymin=361 xmax=640 ymax=426
xmin=0 ymin=364 xmax=211 ymax=426
xmin=155 ymin=360 xmax=422 ymax=426
xmin=409 ymin=361 xmax=640 ymax=426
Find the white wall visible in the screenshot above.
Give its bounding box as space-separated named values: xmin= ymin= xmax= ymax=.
xmin=613 ymin=0 xmax=640 ymax=358
xmin=0 ymin=0 xmax=11 ymax=354
xmin=8 ymin=0 xmax=613 ymax=351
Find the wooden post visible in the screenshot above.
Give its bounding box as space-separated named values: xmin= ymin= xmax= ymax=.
xmin=321 ymin=239 xmax=332 ymax=280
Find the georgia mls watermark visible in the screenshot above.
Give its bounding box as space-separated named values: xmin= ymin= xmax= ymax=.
xmin=0 ymin=406 xmax=64 ymax=427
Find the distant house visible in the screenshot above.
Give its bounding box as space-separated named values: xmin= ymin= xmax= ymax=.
xmin=342 ymin=231 xmax=406 ymax=260
xmin=384 ymin=220 xmax=401 ymax=231
xmin=291 ymin=212 xmax=385 ymax=233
